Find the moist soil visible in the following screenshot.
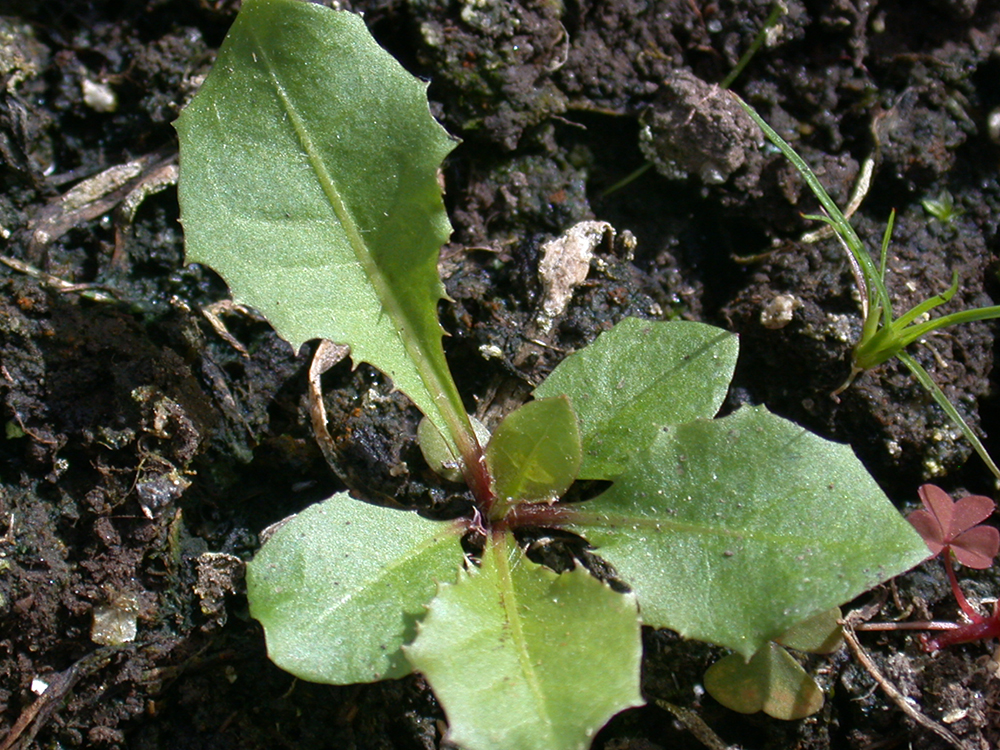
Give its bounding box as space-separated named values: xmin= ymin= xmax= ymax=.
xmin=2 ymin=1 xmax=1000 ymax=748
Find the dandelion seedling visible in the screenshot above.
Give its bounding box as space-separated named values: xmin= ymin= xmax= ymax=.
xmin=736 ymin=97 xmax=1000 ymax=480
xmin=175 ymin=2 xmax=930 ymax=747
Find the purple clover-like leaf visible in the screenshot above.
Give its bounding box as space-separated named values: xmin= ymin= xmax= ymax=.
xmin=907 ymin=484 xmax=999 ymax=569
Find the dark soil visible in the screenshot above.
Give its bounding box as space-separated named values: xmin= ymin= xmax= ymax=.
xmin=2 ymin=0 xmax=1000 ymax=748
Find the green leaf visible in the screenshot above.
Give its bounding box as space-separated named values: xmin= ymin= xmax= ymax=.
xmin=247 ymin=493 xmax=464 ymax=684
xmin=733 ymin=93 xmax=890 ymax=318
xmin=704 ymin=642 xmax=824 ymax=720
xmin=534 ymin=318 xmax=738 ymax=478
xmin=418 ymin=415 xmax=491 ymax=483
xmin=486 ymin=396 xmax=582 ymax=515
xmin=897 ymin=351 xmax=1000 ymax=480
xmin=567 ymin=405 xmax=928 ymax=658
xmin=405 ymin=532 xmax=643 ymax=750
xmin=705 ymin=607 xmax=841 ymax=720
xmin=776 ymin=607 xmax=843 ymax=654
xmin=175 ymin=0 xmax=472 ymax=453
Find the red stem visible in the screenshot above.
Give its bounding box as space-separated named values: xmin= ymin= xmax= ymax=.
xmin=863 ymin=547 xmax=1000 ymax=653
xmin=943 ymin=549 xmax=983 ymax=623
xmin=918 ymin=549 xmax=1000 ymax=652
xmin=461 ymin=447 xmax=495 ymax=515
xmin=499 ymin=502 xmax=574 ymax=529
xmin=921 ymin=605 xmax=1000 ymax=651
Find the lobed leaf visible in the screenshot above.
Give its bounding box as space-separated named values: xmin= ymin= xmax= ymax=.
xmin=534 ymin=318 xmax=739 ymax=478
xmin=405 ymin=532 xmax=643 ymax=750
xmin=567 ymin=405 xmax=929 ymax=658
xmin=176 ymin=0 xmax=470 ymax=450
xmin=247 ymin=493 xmax=464 ymax=684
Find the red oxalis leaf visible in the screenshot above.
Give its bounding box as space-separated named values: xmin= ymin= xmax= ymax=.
xmin=907 ymin=484 xmax=999 ymax=569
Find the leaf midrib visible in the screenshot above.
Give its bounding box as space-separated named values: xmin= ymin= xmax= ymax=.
xmin=493 ymin=537 xmax=558 ymax=745
xmin=246 ymin=26 xmax=447 ymax=418
xmin=569 ymin=511 xmax=838 ymax=548
xmin=315 ymin=523 xmax=456 ymax=623
xmin=498 ymin=420 xmax=559 ymax=501
xmin=580 ymin=330 xmax=731 ymax=452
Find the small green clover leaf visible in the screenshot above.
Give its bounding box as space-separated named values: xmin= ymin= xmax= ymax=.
xmin=704 ymin=642 xmax=825 ymax=720
xmin=775 ymin=607 xmax=843 ymax=655
xmin=705 ymin=608 xmax=841 ymax=720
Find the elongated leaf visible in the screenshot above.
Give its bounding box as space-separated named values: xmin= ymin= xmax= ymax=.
xmin=733 ymin=94 xmax=891 ymax=317
xmin=405 ymin=532 xmax=643 ymax=750
xmin=247 ymin=493 xmax=464 ymax=684
xmin=534 ymin=318 xmax=739 ymax=478
xmin=898 ymin=352 xmax=1000 ymax=480
xmin=567 ymin=405 xmax=928 ymax=658
xmin=176 ymin=0 xmax=469 ymax=449
xmin=486 ymin=396 xmax=581 ymax=513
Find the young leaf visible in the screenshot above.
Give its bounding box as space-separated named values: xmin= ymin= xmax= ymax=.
xmin=705 ymin=608 xmax=842 ymax=720
xmin=775 ymin=607 xmax=843 ymax=654
xmin=737 ymin=95 xmax=1000 ymax=479
xmin=566 ymin=405 xmax=929 ymax=658
xmin=485 ymin=396 xmax=582 ymax=517
xmin=534 ymin=318 xmax=739 ymax=478
xmin=175 ymin=0 xmax=474 ymax=456
xmin=418 ymin=415 xmax=491 ymax=483
xmin=247 ymin=493 xmax=464 ymax=684
xmin=907 ymin=483 xmax=999 ymax=568
xmin=704 ymin=642 xmax=824 ymax=720
xmin=405 ymin=532 xmax=643 ymax=750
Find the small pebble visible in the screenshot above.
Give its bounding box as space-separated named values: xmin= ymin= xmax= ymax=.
xmin=760 ymin=294 xmax=799 ymax=329
xmin=82 ymin=78 xmax=117 ymax=113
xmin=988 ymin=107 xmax=1000 ymax=145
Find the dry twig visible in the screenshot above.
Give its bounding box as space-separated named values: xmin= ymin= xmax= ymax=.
xmin=841 ymin=613 xmax=972 ymax=750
